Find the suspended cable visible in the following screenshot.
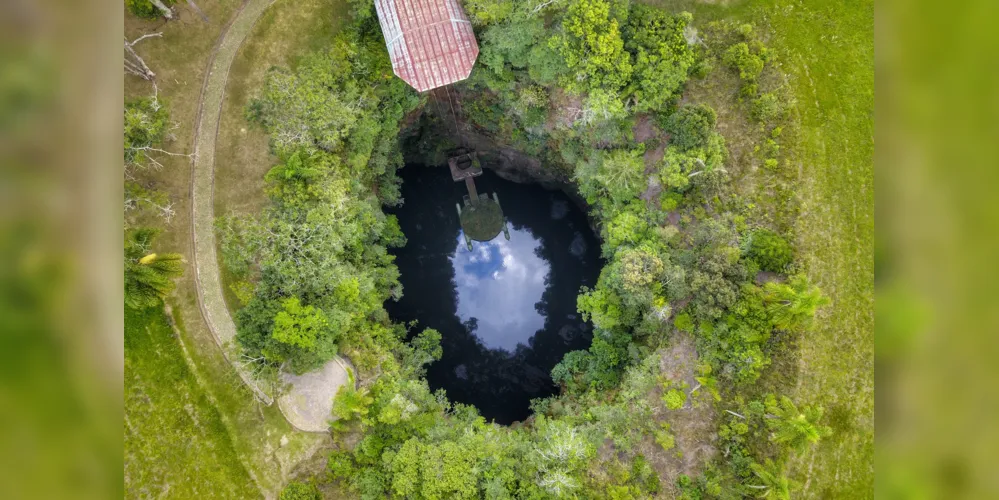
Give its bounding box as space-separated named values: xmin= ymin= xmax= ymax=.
xmin=430 ymin=88 xmax=446 ymax=130
xmin=443 ymin=84 xmax=461 ymax=146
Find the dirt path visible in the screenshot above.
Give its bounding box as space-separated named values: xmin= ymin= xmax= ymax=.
xmin=189 ymin=0 xmax=278 ymax=404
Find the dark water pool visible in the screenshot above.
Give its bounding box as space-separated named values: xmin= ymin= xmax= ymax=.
xmin=385 ymin=165 xmax=602 ymax=424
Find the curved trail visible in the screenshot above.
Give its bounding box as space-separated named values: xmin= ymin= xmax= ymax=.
xmin=190 ymin=0 xmax=279 ymax=405
xmin=189 ymin=0 xmax=351 ymax=434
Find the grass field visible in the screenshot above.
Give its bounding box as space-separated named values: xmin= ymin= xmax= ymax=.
xmin=125 ymin=305 xmax=257 ymax=498
xmin=762 ymin=1 xmax=873 ymax=497
xmin=647 ymin=0 xmax=874 ymax=496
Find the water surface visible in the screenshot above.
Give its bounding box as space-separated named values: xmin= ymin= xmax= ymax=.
xmin=386 ymin=166 xmax=601 ymax=424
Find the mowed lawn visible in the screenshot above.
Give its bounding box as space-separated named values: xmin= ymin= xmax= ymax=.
xmin=763 ymin=0 xmax=873 ymax=497
xmin=124 ymin=306 xmax=258 ymax=498
xmin=646 ymin=0 xmax=874 ymax=496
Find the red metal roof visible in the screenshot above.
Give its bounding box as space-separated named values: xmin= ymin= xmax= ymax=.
xmin=374 ymin=0 xmax=479 ymax=92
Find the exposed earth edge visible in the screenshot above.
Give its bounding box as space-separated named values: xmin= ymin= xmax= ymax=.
xmin=188 ymin=0 xmax=349 ymax=431
xmin=278 ymin=357 xmax=354 ymax=433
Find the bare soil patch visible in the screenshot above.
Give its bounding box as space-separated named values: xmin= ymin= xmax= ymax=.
xmin=278 ymin=359 xmax=353 ymax=433
xmin=640 ymin=333 xmax=717 ymax=494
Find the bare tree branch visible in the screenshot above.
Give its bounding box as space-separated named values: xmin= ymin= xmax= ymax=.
xmin=124 ymin=36 xmax=158 ymax=81
xmin=128 ymin=32 xmax=163 ymax=46
xmin=187 ymin=0 xmax=209 ymax=22
xmin=130 ymin=146 xmax=191 ymax=157
xmin=531 ymin=0 xmax=560 ymax=14
xmin=149 ymin=0 xmax=174 ymax=19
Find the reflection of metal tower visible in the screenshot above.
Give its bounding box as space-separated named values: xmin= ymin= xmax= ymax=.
xmin=449 ymin=150 xmax=509 ymax=250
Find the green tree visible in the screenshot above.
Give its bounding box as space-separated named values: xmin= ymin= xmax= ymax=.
xmin=744 ymin=229 xmax=793 ymax=273
xmin=124 ymin=97 xmax=169 ymax=168
xmin=763 ymin=274 xmax=829 ymax=331
xmin=124 ymin=228 xmax=183 ymax=309
xmin=577 ymin=287 xmax=625 ymax=331
xmin=552 ymin=0 xmax=633 ymax=94
xmin=263 ymin=151 xmax=325 ymax=205
xmin=723 ymin=41 xmax=770 ymax=82
xmin=332 ymin=384 xmax=374 ymax=428
xmin=480 ymin=17 xmax=546 ymax=72
xmin=617 ymin=246 xmax=665 ymax=294
xmin=272 ymin=297 xmax=335 ymax=352
xmin=601 ymin=209 xmax=649 ymax=252
xmin=658 ymin=132 xmax=727 ymax=194
xmin=662 ymin=104 xmax=717 ymax=151
xmin=403 ymin=328 xmax=443 ymax=375
xmin=581 ymin=89 xmax=628 ymax=125
xmin=766 ymin=395 xmax=832 ymax=453
xmin=595 ymin=148 xmax=647 ymax=203
xmin=747 ymin=459 xmax=796 ymax=499
xmin=464 ymin=0 xmax=515 ymax=25
xmin=385 ymin=439 xmax=479 ymax=499
xmin=624 ymin=8 xmax=695 ymax=112
xmin=126 ymin=0 xmax=175 ymax=19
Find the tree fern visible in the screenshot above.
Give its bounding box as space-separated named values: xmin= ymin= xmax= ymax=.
xmin=767 ymin=395 xmax=833 ymax=453
xmin=125 ymin=228 xmax=183 ymax=309
xmin=763 ymin=274 xmax=829 ymax=331
xmin=747 ymin=459 xmax=796 ymax=499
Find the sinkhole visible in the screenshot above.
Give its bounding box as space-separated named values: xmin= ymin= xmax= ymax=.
xmin=385 ymin=165 xmax=603 ymax=424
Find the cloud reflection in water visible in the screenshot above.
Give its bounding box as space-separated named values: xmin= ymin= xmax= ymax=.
xmin=451 ymin=228 xmax=549 ymax=352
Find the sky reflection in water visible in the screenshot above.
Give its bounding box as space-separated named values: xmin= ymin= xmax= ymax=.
xmin=386 ymin=166 xmax=602 ymax=424
xmin=452 ymin=229 xmax=549 ymax=352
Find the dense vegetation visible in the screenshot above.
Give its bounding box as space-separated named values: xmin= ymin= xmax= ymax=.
xmin=192 ymin=0 xmax=844 ymax=497
xmin=217 ymin=32 xmax=423 ymax=375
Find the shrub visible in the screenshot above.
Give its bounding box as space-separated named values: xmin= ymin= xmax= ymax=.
xmin=660 ymin=191 xmax=682 ymax=212
xmin=752 ymin=92 xmax=787 ymax=123
xmin=280 ymin=481 xmax=320 ymax=500
xmin=723 ymin=41 xmax=769 ymax=82
xmin=654 ymin=423 xmax=676 ymax=450
xmin=663 ymin=388 xmax=687 ymax=410
xmin=662 ymin=104 xmax=717 ymax=151
xmin=673 ymin=312 xmax=694 ymax=332
xmin=745 ymin=229 xmax=793 ymax=272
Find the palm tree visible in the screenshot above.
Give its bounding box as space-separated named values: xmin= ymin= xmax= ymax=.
xmin=763 ymin=274 xmax=830 ymax=331
xmin=747 ymin=459 xmax=796 ymax=499
xmin=125 ymin=228 xmax=183 ymax=309
xmin=767 ymin=396 xmax=833 ymax=454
